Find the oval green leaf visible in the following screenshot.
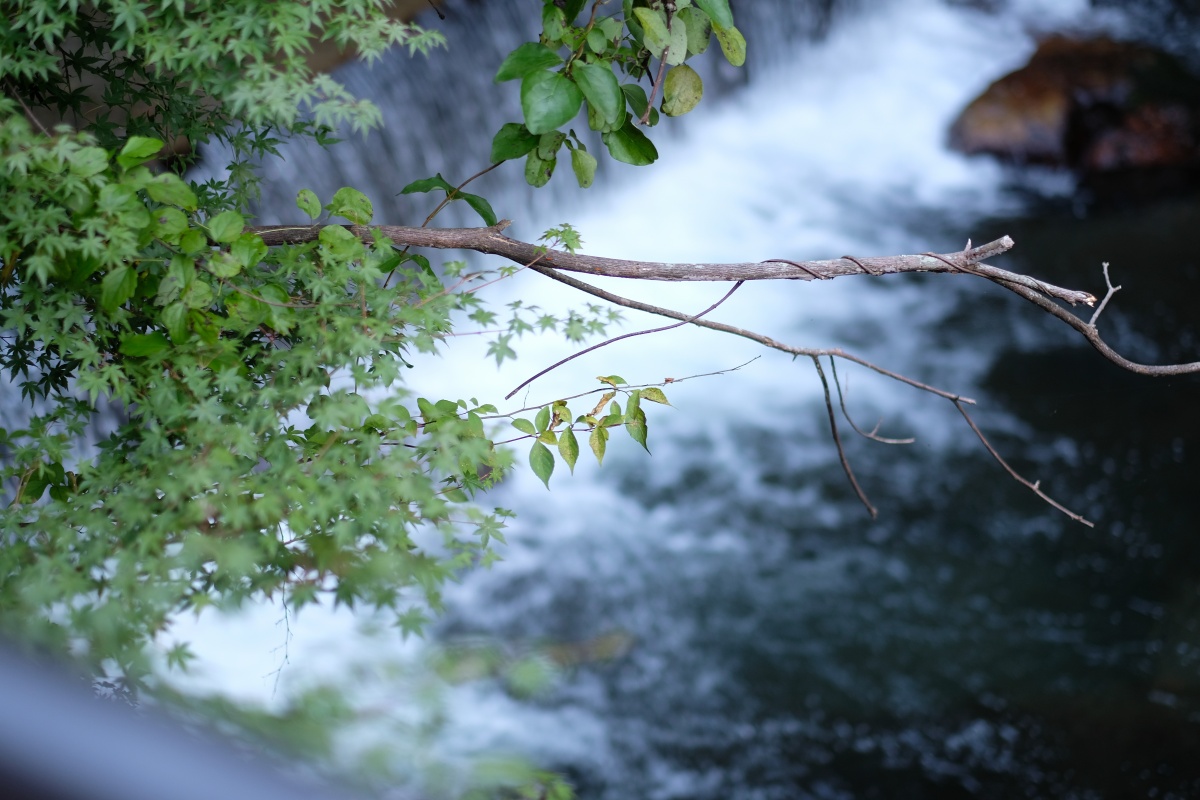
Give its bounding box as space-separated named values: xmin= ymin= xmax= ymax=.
xmin=662 ymin=64 xmax=703 ymax=117
xmin=206 ymin=210 xmax=245 ymax=243
xmin=571 ymin=147 xmax=597 ymax=188
xmin=529 ymin=441 xmax=555 ymax=488
xmin=713 ymin=23 xmax=746 ymax=67
xmin=695 ymin=0 xmax=735 ymax=29
xmin=491 ymin=123 xmax=539 ymax=162
xmin=495 ymin=42 xmax=563 ymax=82
xmin=572 ymin=62 xmax=623 ymax=126
xmin=558 ymin=427 xmax=580 ymax=473
xmin=145 ymin=173 xmax=197 ymax=210
xmin=521 ymin=70 xmax=584 ymax=135
xmin=602 ymin=121 xmax=658 ymax=166
xmin=296 ymin=188 xmax=321 ymax=218
xmin=117 ymin=136 xmax=164 ymax=169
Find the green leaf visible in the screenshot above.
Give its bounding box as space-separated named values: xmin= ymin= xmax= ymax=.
xmin=597 ymin=374 xmax=627 ymax=386
xmin=695 ymin=0 xmax=735 ymax=29
xmin=621 ymin=84 xmax=659 ymax=126
xmin=206 ymin=210 xmax=244 ymax=243
xmin=157 ymin=256 xmax=193 ymax=306
xmin=587 ymin=27 xmax=609 ymax=54
xmin=537 ymin=131 xmax=567 ymax=160
xmin=144 ymin=173 xmax=198 ymax=209
xmin=534 ymin=405 xmax=551 ymax=433
xmin=495 ymin=42 xmax=563 ymax=82
xmin=521 ymin=70 xmax=584 ymax=135
xmin=512 ymin=418 xmax=537 ymax=435
xmin=491 ymin=123 xmax=539 ymax=162
xmin=525 ymin=151 xmax=556 ymax=187
xmin=297 ymin=188 xmax=321 ymax=218
xmin=572 ymin=62 xmax=623 ymax=125
xmin=571 ymin=147 xmax=597 ymax=188
xmin=179 ymin=228 xmax=207 ymax=254
xmin=118 ymin=332 xmax=171 ymax=358
xmin=662 ymin=64 xmax=703 ymax=116
xmin=117 ymin=136 xmax=164 ymax=169
xmin=664 ymin=14 xmax=689 ymax=65
xmin=231 ymin=233 xmax=268 ymax=268
xmin=602 ymin=120 xmax=659 ymax=165
xmin=679 ymin=7 xmax=712 ymax=55
xmin=458 ymin=191 xmax=498 ymax=226
xmin=529 ymin=441 xmax=555 ymax=488
xmin=207 ymin=252 xmax=242 ymax=278
xmin=69 ymin=146 xmax=109 ymax=177
xmin=642 ymin=387 xmax=671 ymax=405
xmin=558 ymin=427 xmax=580 ymax=473
xmin=626 ymin=405 xmax=649 ymax=451
xmin=319 ymin=224 xmax=364 ymax=262
xmin=181 ymin=279 xmax=214 ymax=309
xmin=400 ymin=174 xmax=455 ymax=195
xmin=713 ymin=23 xmax=746 ymax=67
xmin=633 ymin=7 xmax=670 ymax=58
xmin=162 ymin=301 xmax=189 ymax=341
xmin=589 ymin=424 xmax=608 ymax=465
xmin=329 ymin=186 xmax=373 ymax=224
xmin=100 ymin=265 xmax=137 ymax=311
xmin=542 ymin=4 xmax=566 ymax=41
xmin=151 ymin=207 xmax=189 ymax=242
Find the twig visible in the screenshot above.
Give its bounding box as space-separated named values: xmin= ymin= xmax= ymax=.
xmin=640 ymin=55 xmax=670 ymax=126
xmin=953 ymin=400 xmax=1093 ymax=527
xmin=812 ymin=356 xmax=877 ymax=519
xmin=1088 ymin=261 xmax=1121 ymax=326
xmin=505 ymin=280 xmax=745 ymax=399
xmin=829 ymin=357 xmax=915 ymax=444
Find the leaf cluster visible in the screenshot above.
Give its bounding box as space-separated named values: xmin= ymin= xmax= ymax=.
xmin=490 ymin=0 xmax=746 ymax=187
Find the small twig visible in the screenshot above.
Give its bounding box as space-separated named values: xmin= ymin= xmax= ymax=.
xmin=505 ymin=280 xmax=745 ymax=399
xmin=812 ymin=356 xmax=877 ymax=519
xmin=830 ymin=357 xmax=915 ymax=444
xmin=1088 ymin=262 xmax=1121 ymax=326
xmin=953 ymin=400 xmax=1094 ymax=527
xmin=640 ymin=55 xmax=670 ymax=125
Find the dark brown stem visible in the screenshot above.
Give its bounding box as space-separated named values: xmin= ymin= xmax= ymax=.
xmin=812 ymin=356 xmax=877 ymax=519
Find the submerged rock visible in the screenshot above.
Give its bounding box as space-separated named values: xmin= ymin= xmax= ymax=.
xmin=949 ymin=35 xmax=1200 ymax=174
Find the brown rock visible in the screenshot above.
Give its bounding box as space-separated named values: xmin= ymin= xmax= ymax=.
xmin=949 ymin=35 xmax=1200 ymax=172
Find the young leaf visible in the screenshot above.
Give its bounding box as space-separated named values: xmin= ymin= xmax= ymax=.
xmin=589 ymin=424 xmax=608 ymax=465
xmin=662 ymin=64 xmax=703 ymax=116
xmin=521 ymin=70 xmax=584 ymax=134
xmin=558 ymin=427 xmax=580 ymax=473
xmin=117 ymin=136 xmax=164 ymax=169
xmin=529 ymin=441 xmax=555 ymax=488
xmin=626 ymin=405 xmax=649 ymax=451
xmin=713 ymin=24 xmax=746 ymax=67
xmin=534 ymin=405 xmax=551 ymax=433
xmin=695 ymin=0 xmax=735 ymax=29
xmin=491 ymin=123 xmax=539 ymax=162
xmin=329 ymin=186 xmax=373 ymax=224
xmin=571 ymin=147 xmax=597 ymax=188
xmin=495 ymin=43 xmax=563 ymax=82
xmin=206 ymin=210 xmax=245 ymax=243
xmin=296 ymin=188 xmax=321 ymax=218
xmin=512 ymin=418 xmax=537 ymax=435
xmin=572 ymin=62 xmax=623 ymax=126
xmin=400 ymin=174 xmax=456 ymax=195
xmin=603 ymin=120 xmax=659 ymax=165
xmin=458 ymin=191 xmax=498 ymax=226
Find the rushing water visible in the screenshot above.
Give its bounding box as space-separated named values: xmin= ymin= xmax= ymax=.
xmin=179 ymin=1 xmax=1200 ymax=797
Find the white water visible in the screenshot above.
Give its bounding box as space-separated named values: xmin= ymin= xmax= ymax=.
xmin=171 ymin=0 xmax=1131 ymax=794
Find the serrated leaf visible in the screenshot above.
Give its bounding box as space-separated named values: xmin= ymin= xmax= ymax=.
xmin=573 ymin=62 xmax=623 ymax=125
xmin=525 ymin=151 xmax=555 ymax=187
xmin=512 ymin=418 xmax=537 ymax=435
xmin=206 ymin=210 xmax=244 ymax=243
xmin=400 ymin=174 xmax=455 ymax=195
xmin=151 ymin=207 xmax=189 ymax=241
xmin=521 ymin=70 xmax=584 ymax=135
xmin=144 ymin=173 xmax=197 ymax=209
xmin=535 ymin=405 xmax=551 ymax=433
xmin=329 ymin=186 xmax=373 ymax=224
xmin=662 ymin=64 xmax=703 ymax=116
xmin=296 ymin=188 xmax=321 ymax=218
xmin=571 ymin=147 xmax=597 ymax=188
xmin=495 ymin=42 xmax=563 ymax=82
xmin=207 ymin=252 xmax=242 ymax=278
xmin=319 ymin=224 xmax=364 ymax=261
xmin=162 ymin=301 xmax=189 ymax=341
xmin=642 ymin=387 xmax=671 ymax=405
xmin=529 ymin=441 xmax=555 ymax=488
xmin=181 ymin=279 xmax=213 ymax=309
xmin=695 ymin=0 xmax=734 ymax=29
xmin=179 ymin=228 xmax=207 ymax=254
xmin=117 ymin=136 xmax=164 ymax=169
xmin=713 ymin=23 xmax=746 ymax=67
xmin=491 ymin=123 xmax=539 ymax=162
xmin=602 ymin=120 xmax=658 ymax=166
xmin=589 ymin=425 xmax=608 ymax=465
xmin=118 ymin=332 xmax=171 ymax=357
xmin=558 ymin=427 xmax=579 ymax=473
xmin=100 ymin=265 xmax=137 ymax=311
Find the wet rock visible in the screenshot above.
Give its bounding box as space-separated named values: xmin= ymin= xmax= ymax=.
xmin=949 ymin=36 xmax=1200 ymax=174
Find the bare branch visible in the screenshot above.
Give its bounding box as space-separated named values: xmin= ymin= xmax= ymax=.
xmin=1088 ymin=261 xmax=1121 ymax=326
xmin=812 ymin=356 xmax=878 ymax=519
xmin=829 ymin=357 xmax=915 ymax=445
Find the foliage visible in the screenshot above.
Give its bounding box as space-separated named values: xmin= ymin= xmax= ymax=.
xmin=0 ymin=0 xmax=744 ymax=792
